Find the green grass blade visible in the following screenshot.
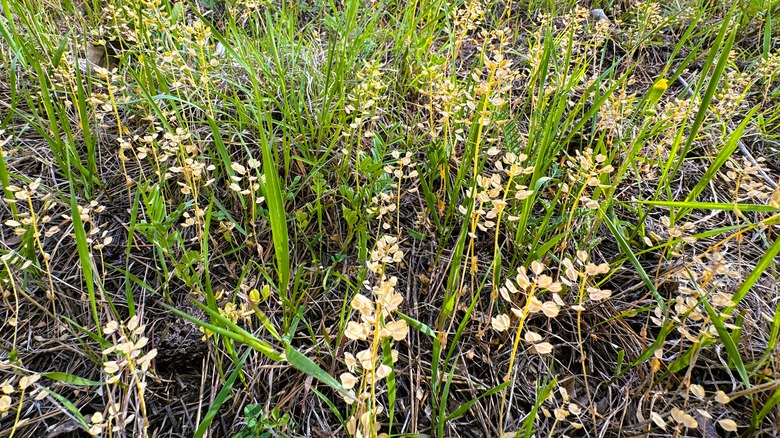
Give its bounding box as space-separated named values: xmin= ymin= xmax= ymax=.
xmin=677 ymin=106 xmax=759 ymax=220
xmin=664 ymin=337 xmax=717 ymax=376
xmin=163 ymin=301 xmax=353 ymax=400
xmin=600 ymin=206 xmax=666 ymax=311
xmin=0 ymin=134 xmax=17 ymax=217
xmin=748 ymin=300 xmax=780 ymax=371
xmin=42 ymin=372 xmax=104 ymax=387
xmin=444 ymin=381 xmax=510 ymax=422
xmin=160 ymin=302 xmax=283 ymax=360
xmin=124 ymin=187 xmax=142 ymax=316
xmin=42 ymin=388 xmax=89 ymax=431
xmin=702 ymin=296 xmax=750 ymax=387
xmin=633 ymin=200 xmax=780 ymax=213
xmin=436 ymin=360 xmax=457 ymax=438
xmin=755 ymin=387 xmax=780 ymax=426
xmin=671 ymin=4 xmax=738 ymax=182
xmin=726 ymin=231 xmax=780 ymax=313
xmin=382 ymin=338 xmax=397 ymax=433
xmin=259 ymin=133 xmax=291 ymax=300
xmin=397 ymin=312 xmax=437 ymax=338
xmin=68 ymin=177 xmax=100 ymax=335
xmin=624 ymin=319 xmax=674 ymax=376
xmin=193 ymin=350 xmax=250 ymax=438
xmin=521 ymin=378 xmax=557 ymax=438
xmin=284 ymin=345 xmax=355 ymax=401
xmin=311 ymin=387 xmax=345 ymax=424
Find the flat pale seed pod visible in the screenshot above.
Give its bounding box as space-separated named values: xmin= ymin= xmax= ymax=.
xmin=670 ymin=407 xmax=685 ymax=424
xmin=690 ymin=384 xmax=705 ymax=399
xmin=532 ymin=342 xmax=553 ymax=355
xmin=714 ymin=390 xmax=731 ymax=404
xmin=651 ymin=412 xmax=666 ymax=430
xmin=718 ymin=419 xmax=737 ymax=432
xmin=524 ymin=331 xmax=542 ymax=343
xmin=541 ymin=301 xmax=560 ymax=318
xmin=682 ymin=414 xmax=698 ymax=429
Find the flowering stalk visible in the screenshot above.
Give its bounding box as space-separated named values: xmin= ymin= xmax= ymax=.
xmin=341 ymin=235 xmax=409 ymax=438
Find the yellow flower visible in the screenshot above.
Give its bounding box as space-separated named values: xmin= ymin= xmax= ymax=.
xmin=588 ymin=287 xmax=612 ymax=301
xmin=524 ymin=331 xmax=542 ymax=343
xmin=526 ymin=296 xmax=543 ymax=313
xmin=91 ymin=412 xmax=104 ymax=424
xmin=714 ymin=390 xmax=730 ymax=404
xmin=649 ymin=78 xmax=668 ymax=101
xmin=585 ymin=263 xmax=610 ymax=276
xmin=515 ymin=269 xmax=531 ymax=289
xmin=718 ymin=419 xmax=737 ymax=432
xmin=18 ymin=374 xmax=40 ymax=390
xmin=104 ymin=320 xmax=119 ymax=335
xmin=537 ymin=275 xmax=553 ymax=289
xmin=377 ymin=291 xmax=403 ymax=315
xmin=103 ymin=361 xmax=120 ymax=374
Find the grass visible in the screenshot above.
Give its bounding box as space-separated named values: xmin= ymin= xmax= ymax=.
xmin=1 ymin=0 xmax=780 ymax=436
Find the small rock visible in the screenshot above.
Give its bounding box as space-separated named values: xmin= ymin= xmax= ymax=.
xmin=590 ymin=9 xmax=610 ymax=23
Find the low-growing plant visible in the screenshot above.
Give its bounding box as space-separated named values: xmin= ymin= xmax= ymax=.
xmin=234 ymin=405 xmax=294 ymax=438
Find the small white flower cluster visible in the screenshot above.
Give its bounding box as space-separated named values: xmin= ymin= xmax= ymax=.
xmin=95 ymin=315 xmax=157 ymax=436
xmin=341 ymin=235 xmax=409 ymax=438
xmin=102 ymin=316 xmax=157 ymax=382
xmin=492 ymin=261 xmax=563 ymax=355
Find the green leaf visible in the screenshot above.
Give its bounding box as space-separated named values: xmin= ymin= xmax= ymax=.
xmin=522 ymin=378 xmax=557 ymax=438
xmin=397 ymin=312 xmax=437 ymax=338
xmin=68 ymin=174 xmax=100 ymax=335
xmin=671 ymin=3 xmax=738 ymax=181
xmin=258 ymin=115 xmax=290 ymax=299
xmin=407 ymin=227 xmax=426 ymax=241
xmin=677 ymin=106 xmax=759 ymax=220
xmin=193 ymin=350 xmax=250 ymax=438
xmin=665 ymin=337 xmax=717 ymax=375
xmin=532 ymin=233 xmax=565 ymax=262
xmin=444 ymin=381 xmax=510 ymax=422
xmin=634 ymin=200 xmax=780 ymax=213
xmin=162 ymin=303 xmax=354 ymax=402
xmin=43 ymin=372 xmax=104 ymax=387
xmin=600 ymin=207 xmax=666 ymax=311
xmin=625 ymin=320 xmax=673 ymax=375
xmin=160 ymin=302 xmax=283 ymax=360
xmin=726 ymin=232 xmax=780 ymax=313
xmin=756 ymin=388 xmax=780 ymax=425
xmin=311 ymin=388 xmax=345 ymax=424
xmin=748 ymin=299 xmax=780 ymax=371
xmin=382 ymin=338 xmax=397 ymax=433
xmin=51 ymin=30 xmax=72 ymax=72
xmin=43 ymin=388 xmax=89 ymax=431
xmin=702 ymin=297 xmax=750 ymax=387
xmin=284 ymin=346 xmax=356 ymax=401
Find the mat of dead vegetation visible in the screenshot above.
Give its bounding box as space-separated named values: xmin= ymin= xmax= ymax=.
xmin=1 ymin=0 xmax=780 ymax=437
